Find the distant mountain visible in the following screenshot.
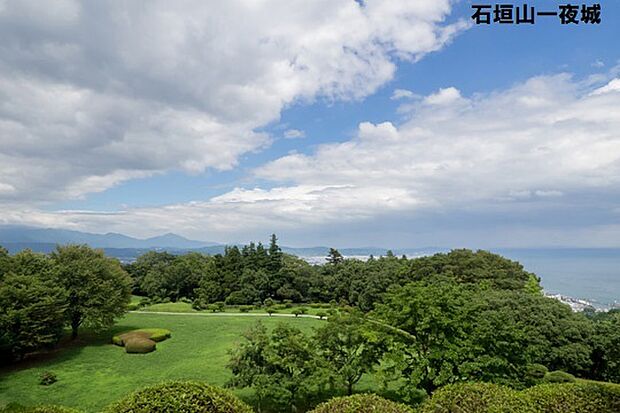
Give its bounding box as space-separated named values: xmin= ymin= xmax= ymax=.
xmin=0 ymin=225 xmax=218 ymax=250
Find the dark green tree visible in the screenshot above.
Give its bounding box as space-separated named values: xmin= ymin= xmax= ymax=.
xmin=326 ymin=248 xmax=344 ymax=265
xmin=0 ymin=272 xmax=67 ymax=361
xmin=52 ymin=245 xmax=132 ymax=339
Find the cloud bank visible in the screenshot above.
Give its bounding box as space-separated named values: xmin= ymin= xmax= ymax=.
xmin=0 ymin=0 xmax=464 ymax=204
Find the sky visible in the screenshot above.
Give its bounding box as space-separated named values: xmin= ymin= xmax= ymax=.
xmin=0 ymin=0 xmax=619 ymax=248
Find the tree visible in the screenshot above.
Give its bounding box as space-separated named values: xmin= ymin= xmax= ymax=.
xmin=590 ymin=311 xmax=620 ymax=382
xmin=314 ymin=313 xmax=388 ymax=395
xmin=51 ymin=245 xmax=132 ymax=339
xmin=228 ymin=322 xmax=317 ymax=412
xmin=376 ymin=279 xmax=594 ymax=394
xmin=326 ymin=248 xmax=344 ymax=265
xmin=267 ymin=234 xmax=283 ymax=274
xmin=0 ymin=272 xmax=67 ymax=361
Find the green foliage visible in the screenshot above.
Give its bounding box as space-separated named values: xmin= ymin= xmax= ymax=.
xmin=523 ymin=382 xmax=620 ymax=413
xmin=51 ymin=245 xmax=132 ymax=339
xmin=38 ymin=371 xmax=58 ymax=386
xmin=418 ymin=382 xmax=528 ymax=413
xmin=589 ymin=311 xmax=620 ymax=382
xmin=228 ymin=322 xmax=318 ymax=412
xmin=376 ymin=279 xmax=594 ymax=393
xmin=543 ymin=371 xmax=576 ymax=383
xmin=103 ymin=380 xmax=253 ymax=413
xmin=314 ymin=313 xmax=388 ymax=395
xmin=316 ymin=311 xmax=327 ymax=320
xmin=526 ymin=363 xmax=549 ymax=381
xmin=309 ymin=394 xmax=414 ymax=413
xmin=124 ymin=337 xmax=156 ymax=353
xmin=407 ymin=249 xmax=538 ymax=291
xmin=420 ymin=381 xmax=620 ymax=413
xmin=0 ymin=270 xmax=67 ymax=361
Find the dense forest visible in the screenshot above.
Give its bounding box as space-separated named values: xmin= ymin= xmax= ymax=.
xmin=1 ymin=236 xmax=620 ymax=412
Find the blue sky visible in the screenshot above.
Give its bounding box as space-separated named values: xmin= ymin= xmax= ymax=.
xmin=1 ymin=1 xmax=619 ymax=247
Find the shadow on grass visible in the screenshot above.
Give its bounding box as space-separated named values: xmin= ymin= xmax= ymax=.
xmin=0 ymin=323 xmax=143 ymax=376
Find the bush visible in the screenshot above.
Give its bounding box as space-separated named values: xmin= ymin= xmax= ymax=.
xmin=418 ymin=382 xmax=528 ymax=413
xmin=544 ymin=371 xmax=576 ymax=384
xmin=112 ymin=328 xmax=171 ymax=346
xmin=126 ymin=303 xmax=139 ymax=311
xmin=239 ymin=305 xmax=251 ymax=313
xmin=124 ymin=337 xmax=156 ymax=354
xmin=526 ymin=364 xmax=548 ymax=380
xmin=309 ymin=394 xmax=414 ymax=413
xmin=38 ymin=371 xmax=57 ymax=386
xmin=103 ymin=380 xmax=253 ymax=413
xmin=523 ymin=382 xmax=620 ymax=413
xmin=316 ymin=311 xmax=328 ymax=320
xmin=420 ymin=381 xmax=620 ymax=413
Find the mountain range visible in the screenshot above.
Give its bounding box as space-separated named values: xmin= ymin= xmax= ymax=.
xmin=0 ymin=225 xmax=446 ymax=261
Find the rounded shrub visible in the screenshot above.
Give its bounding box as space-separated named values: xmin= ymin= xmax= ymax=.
xmin=38 ymin=371 xmax=57 ymax=386
xmin=523 ymin=382 xmax=620 ymax=413
xmin=309 ymin=394 xmax=414 ymax=413
xmin=526 ymin=364 xmax=548 ymax=380
xmin=543 ymin=371 xmax=576 ymax=384
xmin=124 ymin=337 xmax=156 ymax=354
xmin=418 ymin=382 xmax=529 ymax=413
xmin=104 ymin=381 xmax=253 ymax=413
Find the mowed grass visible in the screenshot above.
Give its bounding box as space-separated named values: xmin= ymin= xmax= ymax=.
xmin=0 ymin=313 xmax=322 ymax=412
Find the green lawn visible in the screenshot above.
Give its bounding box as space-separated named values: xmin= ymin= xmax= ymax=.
xmin=139 ymin=300 xmax=335 ymax=316
xmin=0 ymin=313 xmax=323 ymax=412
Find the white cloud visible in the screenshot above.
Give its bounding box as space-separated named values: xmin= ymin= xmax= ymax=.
xmin=391 ymin=88 xmax=416 ymax=100
xmin=283 ymin=129 xmax=305 ymax=139
xmin=8 ymin=73 xmax=620 ymax=246
xmin=423 ymin=86 xmax=463 ymax=105
xmin=0 ymin=0 xmax=465 ymax=204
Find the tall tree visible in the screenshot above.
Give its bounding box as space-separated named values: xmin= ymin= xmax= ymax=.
xmin=52 ymin=245 xmax=132 ymax=339
xmin=267 ymin=234 xmax=283 ymax=274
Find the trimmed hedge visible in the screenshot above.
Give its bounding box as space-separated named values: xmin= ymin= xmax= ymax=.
xmin=523 ymin=382 xmax=620 ymax=413
xmin=418 ymin=383 xmax=528 ymax=413
xmin=309 ymin=394 xmax=414 ymax=413
xmin=124 ymin=337 xmax=156 ymax=354
xmin=103 ymin=381 xmax=253 ymax=413
xmin=112 ymin=328 xmax=171 ymax=346
xmin=419 ymin=381 xmax=620 ymax=413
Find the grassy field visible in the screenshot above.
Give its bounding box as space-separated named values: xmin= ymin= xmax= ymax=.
xmin=0 ymin=313 xmax=324 ymax=412
xmin=139 ymin=300 xmax=335 ymax=316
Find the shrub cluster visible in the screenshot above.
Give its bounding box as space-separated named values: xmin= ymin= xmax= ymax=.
xmin=543 ymin=370 xmax=576 ymax=384
xmin=419 ymin=381 xmax=620 ymax=413
xmin=309 ymin=394 xmax=414 ymax=413
xmin=103 ymin=381 xmax=253 ymax=413
xmin=112 ymin=328 xmax=171 ymax=354
xmin=38 ymin=371 xmax=57 ymax=386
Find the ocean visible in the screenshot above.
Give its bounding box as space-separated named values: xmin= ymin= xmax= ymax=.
xmin=495 ymin=249 xmax=620 ymax=309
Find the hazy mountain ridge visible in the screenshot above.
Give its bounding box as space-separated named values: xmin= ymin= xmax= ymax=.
xmin=0 ymin=225 xmax=218 ymax=250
